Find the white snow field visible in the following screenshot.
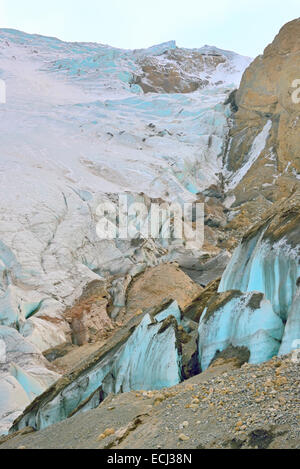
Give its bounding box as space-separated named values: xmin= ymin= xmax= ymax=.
xmin=0 ymin=28 xmax=252 ymax=433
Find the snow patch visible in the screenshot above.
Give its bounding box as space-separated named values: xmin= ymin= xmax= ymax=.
xmin=225 ymin=120 xmax=272 ymax=190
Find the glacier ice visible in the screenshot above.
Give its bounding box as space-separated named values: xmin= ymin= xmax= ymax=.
xmin=0 ymin=326 xmax=60 ymax=433
xmin=10 ymin=363 xmax=46 ymax=401
xmin=198 ymin=291 xmax=284 ymax=371
xmin=0 ymin=27 xmax=250 ymax=330
xmin=0 ymin=375 xmax=31 ymax=435
xmin=11 ymin=303 xmax=183 ymax=432
xmin=105 ymin=313 xmax=181 ymax=394
xmin=0 ymin=340 xmax=5 ymax=363
xmin=216 ymin=208 xmax=300 ymax=361
xmin=0 ymin=287 xmax=19 ymax=327
xmin=219 ymin=234 xmax=300 ymax=321
xmin=279 ymin=287 xmax=300 ymax=356
xmin=19 ymin=317 xmax=67 ymax=353
xmin=0 ymin=326 xmax=42 ymax=363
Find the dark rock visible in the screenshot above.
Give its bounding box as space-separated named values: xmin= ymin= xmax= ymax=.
xmin=210 ymin=344 xmax=250 ymax=368
xmin=183 ymin=278 xmax=221 ymax=322
xmin=181 ymin=329 xmax=200 ymax=379
xmin=224 ymin=89 xmax=238 ymax=112
xmin=248 ymin=428 xmax=276 ymax=449
xmin=247 ymin=293 xmax=264 ymax=310
xmin=43 ymin=343 xmax=76 ymax=362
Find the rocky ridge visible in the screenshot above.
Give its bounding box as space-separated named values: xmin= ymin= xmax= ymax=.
xmin=223 ymin=18 xmax=300 ymax=231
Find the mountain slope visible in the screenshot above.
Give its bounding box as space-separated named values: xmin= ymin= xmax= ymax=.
xmin=1 ymin=18 xmax=300 ymax=442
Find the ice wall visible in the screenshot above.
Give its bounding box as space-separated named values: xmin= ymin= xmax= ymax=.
xmin=219 ymin=234 xmax=300 ymax=321
xmin=217 ymin=212 xmax=300 ymax=358
xmin=11 ymin=304 xmax=183 ymax=432
xmin=105 ymin=313 xmax=181 ymax=393
xmin=279 ymin=288 xmax=300 ymax=356
xmin=198 ymin=291 xmax=284 ymax=370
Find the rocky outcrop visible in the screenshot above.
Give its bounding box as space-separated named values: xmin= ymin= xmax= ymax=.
xmin=131 ymin=44 xmax=251 ymax=94
xmin=64 ymin=280 xmax=113 ymax=346
xmin=125 ymin=263 xmax=202 ymax=314
xmin=134 ymin=48 xmax=225 ymax=94
xmin=209 ymin=345 xmax=250 ymax=369
xmin=180 ymin=325 xmax=200 ymax=379
xmin=224 ymin=18 xmax=300 ymax=228
xmin=183 ymin=277 xmax=221 ymax=322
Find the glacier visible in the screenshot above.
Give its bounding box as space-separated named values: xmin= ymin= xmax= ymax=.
xmin=214 ymin=207 xmax=300 ymax=362
xmin=219 ymin=234 xmax=300 ymax=321
xmin=0 ymin=28 xmax=254 ymax=433
xmin=0 ymin=22 xmax=298 ymax=443
xmin=198 ymin=291 xmax=284 ymax=371
xmin=279 ymin=287 xmax=300 ymax=356
xmin=10 ymin=302 xmax=183 ymax=432
xmin=0 ymin=28 xmax=251 ymax=333
xmin=0 ymin=326 xmax=60 ymax=434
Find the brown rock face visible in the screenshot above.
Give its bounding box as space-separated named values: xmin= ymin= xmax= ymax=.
xmin=183 ymin=277 xmax=221 ymax=322
xmin=126 ymin=263 xmax=202 ymax=314
xmin=242 ymin=191 xmax=300 ymax=248
xmin=210 ymin=345 xmax=250 ymax=369
xmin=64 ymin=280 xmax=114 ymax=346
xmin=133 ymin=48 xmax=225 ymax=93
xmin=225 ymin=18 xmax=300 ymax=228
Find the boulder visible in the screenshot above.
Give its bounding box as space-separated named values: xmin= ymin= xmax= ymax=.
xmin=126 ymin=263 xmax=202 ymax=315
xmin=64 ymin=280 xmax=114 ymax=346
xmin=183 ymin=278 xmax=221 ymax=322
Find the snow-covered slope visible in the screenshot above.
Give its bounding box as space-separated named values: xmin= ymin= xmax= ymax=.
xmin=0 ymin=28 xmax=252 ymax=433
